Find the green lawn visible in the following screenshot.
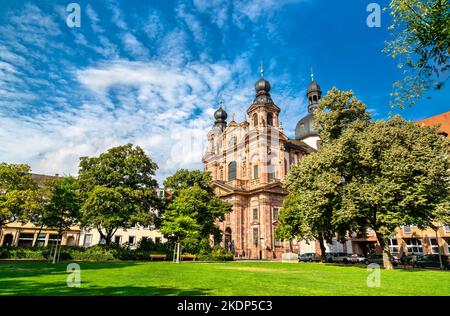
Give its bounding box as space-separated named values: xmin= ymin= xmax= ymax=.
xmin=0 ymin=261 xmax=449 ymax=296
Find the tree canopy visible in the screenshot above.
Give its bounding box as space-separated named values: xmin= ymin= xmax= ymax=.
xmin=78 ymin=144 xmax=159 ymax=245
xmin=278 ymin=88 xmax=450 ymax=268
xmin=160 ymin=170 xmax=232 ymax=253
xmin=0 ymin=163 xmax=41 ymax=228
xmin=384 ymin=0 xmax=449 ymax=107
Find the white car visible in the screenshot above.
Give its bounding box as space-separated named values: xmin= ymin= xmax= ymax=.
xmin=347 ymin=254 xmax=366 ymax=264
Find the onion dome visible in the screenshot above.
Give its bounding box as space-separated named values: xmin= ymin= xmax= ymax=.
xmin=253 ymin=62 xmax=274 ymax=105
xmin=213 ymin=105 xmax=227 ymax=132
xmin=214 ymin=107 xmax=227 ymax=122
xmin=307 ymin=80 xmax=321 ymax=94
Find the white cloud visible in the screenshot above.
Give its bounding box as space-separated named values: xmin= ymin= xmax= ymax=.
xmin=121 ymin=32 xmax=150 ymax=59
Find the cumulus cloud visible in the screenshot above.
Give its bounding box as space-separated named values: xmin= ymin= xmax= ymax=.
xmin=0 ymin=1 xmax=309 ymax=184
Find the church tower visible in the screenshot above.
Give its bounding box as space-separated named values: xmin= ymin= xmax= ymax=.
xmin=295 ymin=68 xmax=321 ymax=149
xmin=246 ymin=63 xmax=281 ymax=129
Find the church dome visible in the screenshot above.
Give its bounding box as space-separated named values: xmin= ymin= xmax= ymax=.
xmin=295 ymin=113 xmax=319 ymax=140
xmin=307 ymin=80 xmax=321 ymax=93
xmin=255 ymin=78 xmax=271 ymax=93
xmin=214 ymin=107 xmax=227 ymax=121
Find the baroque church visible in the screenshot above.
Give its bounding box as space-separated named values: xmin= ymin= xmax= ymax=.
xmin=202 ymin=67 xmax=323 ymax=259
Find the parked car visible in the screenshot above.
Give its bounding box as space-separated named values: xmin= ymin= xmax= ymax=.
xmin=365 ymin=254 xmax=399 ymax=267
xmin=330 ymin=252 xmax=350 ymax=263
xmin=324 ymin=252 xmax=335 ymax=263
xmin=347 ymin=253 xmax=366 ymax=264
xmin=298 ymin=253 xmax=321 ymax=262
xmin=412 ymin=254 xmax=449 ymax=269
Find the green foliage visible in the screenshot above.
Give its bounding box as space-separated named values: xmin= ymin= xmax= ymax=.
xmin=0 ymin=163 xmax=42 ymax=227
xmin=281 ymin=88 xmax=449 ymax=268
xmin=0 ymin=243 xmax=175 ymax=261
xmin=163 ymin=169 xmax=213 ymax=195
xmin=197 ymin=246 xmax=234 ymax=261
xmin=384 ymin=0 xmax=449 ymax=107
xmin=37 ymin=176 xmax=80 ymax=234
xmin=160 ymin=173 xmax=232 ymax=252
xmin=314 ymin=87 xmax=371 ymax=143
xmin=78 ymin=144 xmax=159 ymax=245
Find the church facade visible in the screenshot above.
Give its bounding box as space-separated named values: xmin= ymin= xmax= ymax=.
xmin=202 ymin=69 xmax=322 ymax=259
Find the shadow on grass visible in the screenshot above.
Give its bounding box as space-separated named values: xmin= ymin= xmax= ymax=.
xmin=0 ymin=261 xmax=145 ymax=280
xmin=0 ymin=278 xmax=210 ymax=296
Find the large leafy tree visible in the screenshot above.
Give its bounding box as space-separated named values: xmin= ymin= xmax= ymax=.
xmin=278 ymin=88 xmax=371 ymax=258
xmin=78 ymin=144 xmax=159 ymax=245
xmin=160 ymin=170 xmax=232 ymax=253
xmin=337 ymin=116 xmax=450 ymax=269
xmin=0 ymin=163 xmax=41 ymax=229
xmin=384 ymin=0 xmax=449 ymax=107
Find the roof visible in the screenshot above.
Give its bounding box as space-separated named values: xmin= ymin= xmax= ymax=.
xmin=416 ymin=111 xmax=450 ymax=137
xmin=30 ymin=173 xmax=60 ymax=187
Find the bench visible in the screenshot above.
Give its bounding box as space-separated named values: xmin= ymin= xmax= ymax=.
xmin=149 ymin=254 xmax=167 ymax=261
xmin=181 ymin=254 xmax=197 ymax=261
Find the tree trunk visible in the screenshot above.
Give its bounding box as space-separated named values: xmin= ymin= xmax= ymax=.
xmin=318 ymin=233 xmax=326 ymax=261
xmin=289 ymin=240 xmax=293 ymax=253
xmin=32 ymin=224 xmax=44 ymax=247
xmin=435 ymin=228 xmax=444 ymax=270
xmin=376 ymin=232 xmax=393 ymax=269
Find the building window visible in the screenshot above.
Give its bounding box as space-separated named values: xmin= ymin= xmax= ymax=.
xmin=114 ymin=235 xmax=122 ymax=245
xmin=253 ymin=165 xmax=259 ymax=179
xmin=284 ymin=159 xmax=288 ymax=175
xmin=252 ymin=208 xmax=258 ymax=221
xmin=267 ymin=113 xmax=273 ymax=126
xmin=35 ymin=234 xmax=46 ymax=247
xmin=268 ymin=164 xmax=275 ymax=181
xmin=405 ymin=238 xmax=423 ymax=254
xmin=49 ymin=234 xmax=61 ymax=245
xmin=128 ymin=236 xmax=136 ymax=245
xmin=444 ymin=226 xmax=450 ymax=233
xmin=253 ymin=113 xmax=258 ymax=126
xmin=429 ymin=238 xmax=439 ymax=254
xmin=403 ymin=226 xmax=412 ymax=234
xmin=228 ymin=161 xmax=237 ymax=181
xmin=252 ymin=227 xmax=259 ymax=247
xmin=389 ymin=238 xmax=399 ymax=254
xmin=273 ymin=208 xmax=279 ymax=220
xmin=275 ymin=239 xmax=282 ymax=246
xmin=83 ymin=234 xmax=92 ymax=247
xmin=445 ymin=238 xmax=450 ymax=254
xmin=18 ymin=233 xmax=34 ymax=248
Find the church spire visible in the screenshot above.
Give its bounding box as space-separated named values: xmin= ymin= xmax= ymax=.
xmin=306 ymin=68 xmax=322 ymax=114
xmin=260 ymin=61 xmax=264 ymax=79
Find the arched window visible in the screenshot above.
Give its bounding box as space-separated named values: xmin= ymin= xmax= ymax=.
xmin=313 ymin=95 xmax=317 ymax=102
xmin=253 ymin=113 xmax=258 ymax=126
xmin=253 ymin=164 xmax=259 ymax=179
xmin=309 ymin=97 xmax=312 ymax=104
xmin=284 ymin=158 xmax=288 ymax=175
xmin=267 ymin=113 xmax=273 ymax=126
xmin=228 ymin=161 xmax=237 ymax=181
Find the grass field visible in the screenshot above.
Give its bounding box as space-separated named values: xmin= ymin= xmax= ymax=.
xmin=0 ymin=261 xmax=449 ymax=296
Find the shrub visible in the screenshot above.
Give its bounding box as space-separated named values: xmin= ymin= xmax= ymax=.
xmin=197 ymin=246 xmax=233 ymax=261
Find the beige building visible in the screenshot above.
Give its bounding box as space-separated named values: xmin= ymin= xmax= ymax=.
xmin=0 ymin=173 xmax=166 ymax=249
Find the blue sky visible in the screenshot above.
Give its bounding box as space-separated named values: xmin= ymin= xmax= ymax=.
xmin=0 ymin=0 xmax=448 ymax=183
